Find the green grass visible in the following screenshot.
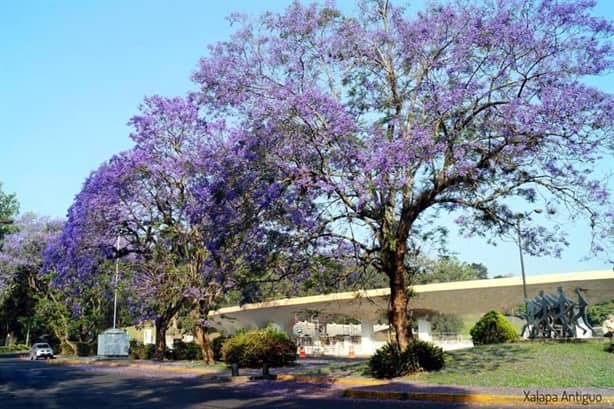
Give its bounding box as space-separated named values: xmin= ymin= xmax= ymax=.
xmin=421 ymin=341 xmax=614 ymax=388
xmin=177 ymin=361 xmax=227 ymax=370
xmin=292 ymin=359 xmax=369 ymax=377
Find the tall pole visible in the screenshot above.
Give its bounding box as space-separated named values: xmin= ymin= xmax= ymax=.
xmin=517 ymin=218 xmax=528 ymax=302
xmin=113 ymin=235 xmax=120 ymax=329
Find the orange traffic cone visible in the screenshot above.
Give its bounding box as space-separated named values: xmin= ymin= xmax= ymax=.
xmin=299 ymin=345 xmax=306 ymax=359
xmin=348 ymin=345 xmax=355 ymax=358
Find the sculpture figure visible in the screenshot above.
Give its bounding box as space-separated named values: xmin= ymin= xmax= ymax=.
xmin=522 ymin=287 xmax=591 ymax=339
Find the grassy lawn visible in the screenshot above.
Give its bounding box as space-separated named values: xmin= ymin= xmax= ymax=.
xmin=291 ymin=359 xmax=369 ymax=377
xmin=420 ymin=341 xmax=614 ymax=388
xmin=167 ymin=361 xmax=227 ymax=371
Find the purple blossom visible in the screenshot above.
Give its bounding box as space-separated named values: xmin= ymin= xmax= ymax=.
xmin=188 ymin=0 xmax=613 ymax=343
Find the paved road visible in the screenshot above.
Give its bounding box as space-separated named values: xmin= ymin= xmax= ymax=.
xmin=0 ymin=358 xmax=471 ymax=409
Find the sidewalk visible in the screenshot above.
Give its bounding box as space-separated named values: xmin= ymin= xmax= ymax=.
xmin=47 ymin=356 xmax=614 ymax=407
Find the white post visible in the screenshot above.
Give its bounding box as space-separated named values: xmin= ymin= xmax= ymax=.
xmin=360 ymin=320 xmax=376 ymax=356
xmin=417 ymin=319 xmax=432 ymax=342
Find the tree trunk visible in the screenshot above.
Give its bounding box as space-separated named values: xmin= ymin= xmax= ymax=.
xmin=50 ymin=324 xmax=76 ymax=355
xmin=195 ymin=325 xmax=214 ymax=364
xmin=154 ymin=317 xmax=168 ymax=361
xmin=388 ymin=266 xmax=411 ymax=351
xmin=193 ymin=300 xmax=214 ymax=364
xmin=383 ymin=234 xmax=414 ymax=352
xmin=62 ymin=339 xmax=78 ymax=355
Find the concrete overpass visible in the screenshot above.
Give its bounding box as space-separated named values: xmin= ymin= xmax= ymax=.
xmin=208 ymin=270 xmax=613 ymax=355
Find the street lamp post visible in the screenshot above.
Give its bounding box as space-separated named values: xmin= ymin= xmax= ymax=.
xmin=516 ymin=218 xmax=529 ymax=303
xmin=112 ymin=236 xmax=120 ymax=329
xmin=98 ymin=235 xmax=130 ymax=358
xmin=515 ymin=209 xmax=543 ymax=310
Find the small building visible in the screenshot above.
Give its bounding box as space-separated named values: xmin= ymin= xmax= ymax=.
xmin=124 ymin=319 xmax=194 ymax=349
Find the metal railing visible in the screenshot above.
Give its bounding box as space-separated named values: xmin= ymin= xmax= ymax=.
xmin=430 ymin=332 xmax=471 ymax=343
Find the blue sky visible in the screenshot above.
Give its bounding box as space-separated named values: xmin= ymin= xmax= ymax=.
xmin=1 ymin=1 xmax=612 ymax=277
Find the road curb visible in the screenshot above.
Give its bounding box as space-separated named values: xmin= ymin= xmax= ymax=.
xmin=275 ymin=373 xmax=387 ymax=386
xmin=342 ymin=389 xmax=614 ymax=406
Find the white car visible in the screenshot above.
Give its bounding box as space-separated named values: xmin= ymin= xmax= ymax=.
xmin=29 ymin=343 xmax=54 ymax=360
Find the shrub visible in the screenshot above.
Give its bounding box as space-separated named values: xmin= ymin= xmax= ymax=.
xmin=369 ymin=340 xmax=445 ymax=378
xmin=129 ymin=340 xmax=144 ymax=359
xmin=211 ymin=335 xmax=227 ymax=362
xmin=411 ymin=340 xmax=445 ymax=371
xmin=221 ymin=335 xmax=244 ymax=365
xmin=588 ymin=300 xmax=614 ymax=326
xmin=221 ymin=327 xmax=297 ymax=368
xmin=605 ymin=343 xmax=614 ymax=354
xmin=129 ymin=340 xmax=157 ymax=360
xmin=172 ymin=340 xmax=203 ymax=360
xmin=369 ymin=342 xmax=418 ymax=379
xmin=0 ymin=344 xmax=29 ymax=353
xmin=470 ymin=310 xmax=519 ymax=345
xmin=76 ymin=342 xmax=96 ymax=357
xmin=144 ymin=344 xmax=157 ymax=359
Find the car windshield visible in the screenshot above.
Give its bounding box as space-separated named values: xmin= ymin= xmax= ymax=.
xmin=35 ymin=343 xmax=50 ymax=348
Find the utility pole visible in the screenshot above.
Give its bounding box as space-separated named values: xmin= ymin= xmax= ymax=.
xmin=516 ymin=218 xmax=528 ymax=302
xmin=516 ymin=209 xmax=542 ymax=310
xmin=113 ymin=236 xmax=120 ymax=329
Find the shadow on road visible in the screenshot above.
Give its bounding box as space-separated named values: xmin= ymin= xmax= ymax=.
xmin=0 ymin=358 xmax=471 ymax=408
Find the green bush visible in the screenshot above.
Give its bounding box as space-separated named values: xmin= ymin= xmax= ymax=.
xmin=211 ymin=335 xmax=227 ymax=362
xmin=369 ymin=342 xmax=418 ymax=379
xmin=369 ymin=340 xmax=445 ymax=378
xmin=0 ymin=344 xmax=29 ymax=353
xmin=221 ymin=327 xmax=297 ymax=368
xmin=129 ymin=340 xmax=157 ymax=360
xmin=76 ymin=342 xmax=96 ymax=357
xmin=172 ymin=340 xmax=203 ymax=360
xmin=470 ymin=310 xmax=519 ymax=345
xmin=129 ymin=340 xmax=143 ymax=359
xmin=411 ymin=340 xmax=445 ymax=371
xmin=588 ymin=300 xmax=614 ymax=326
xmin=605 ymin=343 xmax=614 ymax=354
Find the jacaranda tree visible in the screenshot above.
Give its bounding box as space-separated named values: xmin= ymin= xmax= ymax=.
xmin=55 ymin=96 xmax=214 ymax=359
xmin=185 ymin=131 xmax=320 ymax=361
xmin=192 ymin=0 xmax=613 ymax=350
xmin=58 ymin=95 xmax=319 ymax=361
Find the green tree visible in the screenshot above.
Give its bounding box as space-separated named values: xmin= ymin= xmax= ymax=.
xmin=0 ymin=214 xmax=61 ymax=346
xmin=469 ymin=263 xmax=489 ymax=280
xmin=0 ymin=182 xmax=19 ymax=243
xmin=32 ymin=268 xmax=114 ymax=354
xmin=414 ymin=256 xmax=489 ymax=284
